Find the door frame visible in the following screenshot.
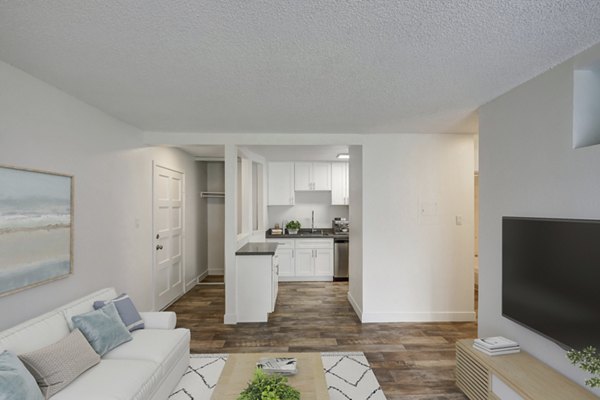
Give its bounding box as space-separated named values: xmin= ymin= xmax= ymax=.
xmin=152 ymin=161 xmax=186 ymax=311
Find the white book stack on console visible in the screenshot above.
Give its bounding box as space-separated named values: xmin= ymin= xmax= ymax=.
xmin=256 ymin=357 xmax=298 ymax=375
xmin=473 ymin=336 xmax=520 ymax=356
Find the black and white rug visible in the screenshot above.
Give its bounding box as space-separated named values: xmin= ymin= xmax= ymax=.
xmin=169 ymin=352 xmax=386 ymax=399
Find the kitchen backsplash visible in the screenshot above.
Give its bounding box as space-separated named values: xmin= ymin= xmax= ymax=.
xmin=267 ymin=191 xmax=349 ymax=229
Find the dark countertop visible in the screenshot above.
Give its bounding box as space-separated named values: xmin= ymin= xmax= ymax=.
xmin=265 ymin=228 xmax=348 ymax=240
xmin=235 ymin=242 xmax=279 ymax=256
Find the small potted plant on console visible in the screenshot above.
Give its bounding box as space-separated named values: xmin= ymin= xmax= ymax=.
xmin=286 ymin=220 xmax=301 ymax=235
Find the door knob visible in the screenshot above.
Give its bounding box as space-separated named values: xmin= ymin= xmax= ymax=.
xmin=156 ymin=244 xmax=163 ymax=250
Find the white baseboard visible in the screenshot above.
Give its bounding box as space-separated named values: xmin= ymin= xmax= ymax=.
xmin=223 ymin=313 xmax=237 ymax=325
xmin=185 ymin=279 xmax=197 ymax=293
xmin=360 ymin=311 xmax=476 ymax=323
xmin=347 ymin=292 xmax=363 ymax=322
xmin=278 ymin=276 xmax=333 ymax=282
xmin=194 ymin=270 xmax=209 ymax=285
xmin=208 ymin=266 xmax=224 ymax=275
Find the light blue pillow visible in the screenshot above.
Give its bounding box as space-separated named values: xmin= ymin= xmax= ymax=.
xmin=72 ymin=302 xmax=132 ymax=356
xmin=0 ymin=350 xmax=44 ymax=400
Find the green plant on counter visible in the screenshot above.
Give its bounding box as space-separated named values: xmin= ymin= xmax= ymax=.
xmin=237 ymin=368 xmax=300 ymax=400
xmin=285 ymin=220 xmax=301 ymax=230
xmin=567 ymin=346 xmax=600 ymax=388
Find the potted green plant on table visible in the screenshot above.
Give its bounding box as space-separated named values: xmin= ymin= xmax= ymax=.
xmin=238 ymin=369 xmax=300 ymax=400
xmin=567 ymin=346 xmax=600 ymax=388
xmin=286 ymin=220 xmax=301 ymax=235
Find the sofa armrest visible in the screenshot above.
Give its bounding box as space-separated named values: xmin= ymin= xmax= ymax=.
xmin=139 ymin=312 xmax=177 ymax=330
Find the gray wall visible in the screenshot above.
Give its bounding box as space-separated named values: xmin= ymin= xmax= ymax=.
xmin=479 ymin=42 xmax=600 ymax=395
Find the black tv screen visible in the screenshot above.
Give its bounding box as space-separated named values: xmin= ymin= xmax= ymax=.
xmin=502 ymin=217 xmax=600 ymax=350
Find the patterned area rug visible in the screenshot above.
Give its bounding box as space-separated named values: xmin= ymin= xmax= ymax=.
xmin=170 ymin=352 xmax=386 ymax=399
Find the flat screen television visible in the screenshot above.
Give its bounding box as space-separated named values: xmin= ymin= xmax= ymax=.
xmin=502 ymin=217 xmax=600 ymax=350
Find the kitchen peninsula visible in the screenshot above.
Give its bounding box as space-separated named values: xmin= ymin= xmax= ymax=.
xmin=235 ymin=242 xmax=279 ymax=322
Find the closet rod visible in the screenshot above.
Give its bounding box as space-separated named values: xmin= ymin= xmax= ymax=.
xmin=201 ymin=191 xmax=225 ymax=198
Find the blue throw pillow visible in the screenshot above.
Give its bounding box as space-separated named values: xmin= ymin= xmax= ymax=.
xmin=0 ymin=350 xmax=44 ymax=400
xmin=72 ymin=302 xmax=132 ymax=356
xmin=94 ymin=293 xmax=144 ymax=332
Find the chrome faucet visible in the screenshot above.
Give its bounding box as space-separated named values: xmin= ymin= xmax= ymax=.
xmin=311 ymin=210 xmax=315 ymax=233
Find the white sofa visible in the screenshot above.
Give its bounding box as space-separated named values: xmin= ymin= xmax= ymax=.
xmin=0 ymin=288 xmax=190 ymax=400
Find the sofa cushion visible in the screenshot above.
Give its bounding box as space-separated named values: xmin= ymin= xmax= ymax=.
xmin=51 ymin=359 xmax=162 ymax=400
xmin=94 ymin=293 xmax=145 ymax=332
xmin=0 ymin=312 xmax=69 ymax=355
xmin=19 ymin=329 xmax=100 ymax=399
xmin=72 ymin=303 xmax=132 ymax=356
xmin=0 ymin=350 xmax=44 ymax=400
xmin=103 ymin=328 xmax=190 ymax=375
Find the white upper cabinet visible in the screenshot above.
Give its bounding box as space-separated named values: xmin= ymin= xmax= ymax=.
xmin=331 ymin=162 xmax=349 ymax=205
xmin=294 ymin=162 xmax=331 ymax=191
xmin=294 ymin=162 xmax=312 ymax=191
xmin=312 ymin=162 xmax=331 ymax=190
xmin=267 ymin=162 xmax=295 ymax=205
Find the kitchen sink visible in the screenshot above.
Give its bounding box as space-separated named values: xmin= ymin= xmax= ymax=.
xmin=297 ymin=232 xmax=326 ymax=237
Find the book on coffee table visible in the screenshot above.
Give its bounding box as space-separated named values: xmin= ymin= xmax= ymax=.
xmin=257 ymin=357 xmax=298 ymax=375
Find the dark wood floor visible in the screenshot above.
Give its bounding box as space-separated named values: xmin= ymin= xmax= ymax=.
xmin=167 ymin=281 xmax=477 ymax=400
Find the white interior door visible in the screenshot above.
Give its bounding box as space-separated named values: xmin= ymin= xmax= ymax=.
xmin=153 ymin=164 xmax=185 ymax=310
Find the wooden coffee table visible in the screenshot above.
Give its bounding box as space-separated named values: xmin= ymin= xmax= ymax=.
xmin=211 ymin=352 xmax=329 ymax=400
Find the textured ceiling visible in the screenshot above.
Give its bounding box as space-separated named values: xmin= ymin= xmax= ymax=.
xmin=1 ymin=1 xmax=600 ymax=134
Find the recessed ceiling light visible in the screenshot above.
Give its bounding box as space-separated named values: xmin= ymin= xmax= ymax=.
xmin=337 ymin=153 xmax=350 ymax=159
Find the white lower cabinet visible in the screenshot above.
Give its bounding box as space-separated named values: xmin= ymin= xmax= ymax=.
xmin=271 ymin=239 xmax=295 ymax=277
xmin=266 ymin=238 xmax=334 ymax=281
xmin=314 ymin=248 xmax=333 ymax=275
xmin=236 ymin=254 xmax=279 ymax=322
xmin=277 ymin=248 xmax=295 ymax=277
xmin=271 ymin=255 xmax=279 ymax=312
xmin=294 ymin=249 xmax=315 ymax=276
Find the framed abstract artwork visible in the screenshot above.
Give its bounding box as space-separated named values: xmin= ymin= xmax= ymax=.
xmin=0 ymin=165 xmax=73 ymax=297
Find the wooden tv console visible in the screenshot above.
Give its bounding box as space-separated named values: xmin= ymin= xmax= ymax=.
xmin=456 ymin=339 xmax=597 ymax=400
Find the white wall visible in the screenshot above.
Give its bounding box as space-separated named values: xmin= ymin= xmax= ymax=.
xmin=348 ymin=145 xmax=363 ymax=317
xmin=206 ymin=161 xmax=225 ymax=274
xmin=267 ymin=191 xmax=349 ymax=229
xmin=479 ymin=42 xmax=600 ymax=395
xmin=0 ymin=61 xmax=202 ymax=329
xmin=361 ymin=134 xmax=475 ymax=322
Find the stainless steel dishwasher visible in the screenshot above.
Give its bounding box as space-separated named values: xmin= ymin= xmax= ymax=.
xmin=334 ymin=238 xmax=349 ymax=279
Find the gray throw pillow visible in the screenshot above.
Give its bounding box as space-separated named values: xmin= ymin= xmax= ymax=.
xmin=18 ymin=329 xmax=100 ymax=399
xmin=72 ymin=302 xmax=132 ymax=356
xmin=0 ymin=350 xmax=44 ymax=400
xmin=93 ymin=293 xmax=144 ymax=332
